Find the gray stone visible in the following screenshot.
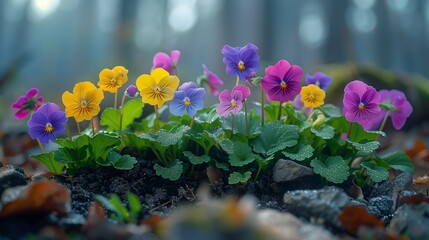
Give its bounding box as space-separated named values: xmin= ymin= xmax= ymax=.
xmin=273 ymin=159 xmax=314 ymax=183
xmin=369 ymin=173 xmax=413 ymax=211
xmin=388 ymin=202 xmax=429 ymax=239
xmin=0 ymin=165 xmax=27 ymax=196
xmin=367 ymin=196 xmax=393 ymax=220
xmin=283 ymin=187 xmax=352 ymax=229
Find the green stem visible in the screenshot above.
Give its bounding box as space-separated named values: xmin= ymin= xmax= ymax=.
xmin=236 ymin=75 xmax=240 ymax=86
xmin=36 ymin=138 xmax=45 ymax=153
xmin=76 ymin=120 xmax=81 ymax=134
xmin=65 ymin=122 xmax=72 ymax=140
xmin=154 ymin=105 xmax=160 ymax=131
xmin=261 ymin=88 xmax=265 ymax=126
xmin=231 ymin=113 xmax=235 ymax=134
xmin=244 ymin=100 xmax=249 ymax=135
xmin=91 ymin=118 xmax=96 ymax=136
xmin=378 ymin=111 xmax=390 ymax=133
xmin=254 ymin=164 xmax=262 ymax=181
xmin=277 ymin=102 xmax=282 ymax=121
xmin=114 ymin=92 xmax=118 ymax=109
xmin=306 ymin=108 xmax=315 ymax=122
xmin=119 ymin=93 xmax=127 ymax=131
xmin=152 ymin=148 xmax=167 ymax=166
xmin=190 ymin=116 xmax=195 ymax=128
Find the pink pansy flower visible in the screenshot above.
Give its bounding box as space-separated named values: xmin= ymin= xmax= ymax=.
xmin=342 ymin=80 xmax=381 ymax=127
xmin=261 ymin=59 xmax=303 ymax=103
xmin=11 ymin=88 xmax=44 ymax=120
xmin=151 ymin=50 xmax=181 ymax=75
xmin=216 ymin=89 xmax=243 ymax=117
xmin=202 ymin=64 xmax=223 ymax=96
xmin=232 ymin=84 xmax=251 ymax=100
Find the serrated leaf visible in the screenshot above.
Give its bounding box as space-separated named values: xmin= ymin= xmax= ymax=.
xmin=31 ymin=152 xmax=65 ymax=174
xmin=140 ymin=125 xmax=190 ymax=147
xmin=282 ymin=144 xmax=314 ymax=161
xmin=107 ymin=151 xmax=137 ymax=170
xmin=183 ymin=151 xmax=210 ymax=165
xmin=215 ymin=162 xmax=230 ymax=171
xmin=90 ymin=134 xmax=121 ymax=166
xmin=310 ymin=156 xmax=350 ymax=183
xmin=154 ymin=160 xmax=183 ymax=181
xmin=228 ymin=171 xmax=252 ymax=184
xmin=361 ymin=161 xmax=389 ymax=182
xmin=311 ymin=125 xmax=335 ymax=140
xmin=54 ymin=146 xmax=89 ymax=164
xmin=120 ymin=99 xmax=144 ymax=130
xmin=346 ymin=140 xmax=380 ymax=153
xmin=319 ymin=104 xmax=342 ymax=118
xmin=250 ymin=121 xmax=299 ymax=156
xmin=229 ymin=141 xmax=257 ymax=167
xmin=195 ymin=107 xmax=219 ymax=125
xmin=382 ymin=151 xmax=415 ymax=172
xmin=207 ymin=130 xmax=234 ymax=154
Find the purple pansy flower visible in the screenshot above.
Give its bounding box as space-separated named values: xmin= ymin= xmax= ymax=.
xmin=11 ymin=88 xmax=44 ymax=120
xmin=343 ymin=80 xmax=381 ymax=125
xmin=151 ymin=50 xmax=180 ymax=75
xmin=27 ymin=102 xmax=67 ymax=144
xmin=170 ymin=82 xmax=206 ymax=117
xmin=202 ymin=64 xmax=223 ymax=96
xmin=360 ymin=89 xmax=413 ymax=130
xmin=305 ymin=72 xmax=332 ymax=91
xmin=261 ymin=59 xmax=303 ymax=103
xmin=125 ymin=84 xmax=139 ymax=98
xmin=232 ymin=84 xmax=251 ymax=100
xmin=221 ymin=43 xmax=259 ymax=81
xmin=216 ymin=89 xmax=243 ymax=117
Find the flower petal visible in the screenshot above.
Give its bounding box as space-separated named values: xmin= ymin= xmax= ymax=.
xmin=151 ymin=68 xmax=170 ymax=84
xmin=136 ymin=74 xmax=156 ymax=91
xmin=170 ymin=50 xmax=181 ymax=63
xmin=152 ymin=53 xmax=172 ymax=73
xmin=216 ymin=101 xmax=232 ymax=117
xmin=271 ymin=60 xmax=292 ymax=80
xmin=25 ymin=88 xmax=40 ymax=98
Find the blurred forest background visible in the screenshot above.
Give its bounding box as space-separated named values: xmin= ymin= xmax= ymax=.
xmin=1 ymin=0 xmax=429 ymax=132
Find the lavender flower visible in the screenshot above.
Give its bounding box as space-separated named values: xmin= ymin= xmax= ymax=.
xmin=343 ymin=80 xmax=381 ymax=124
xmin=27 ymin=102 xmax=67 ymax=144
xmin=222 ymin=43 xmax=259 ymax=81
xmin=305 ymin=72 xmax=332 ymax=91
xmin=170 ymin=82 xmax=206 ymax=117
xmin=216 ymin=89 xmax=243 ymax=117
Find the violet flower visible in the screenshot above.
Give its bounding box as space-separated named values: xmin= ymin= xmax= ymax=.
xmin=27 ymin=102 xmax=67 ymax=144
xmin=202 ymin=64 xmax=223 ymax=96
xmin=125 ymin=85 xmax=139 ymax=98
xmin=261 ymin=59 xmax=303 ymax=103
xmin=151 ymin=50 xmax=180 ymax=75
xmin=222 ymin=43 xmax=259 ymax=81
xmin=170 ymin=82 xmax=206 ymax=117
xmin=343 ymin=80 xmax=381 ymax=124
xmin=216 ymin=89 xmax=243 ymax=117
xmin=11 ymin=88 xmax=44 ymax=120
xmin=305 ymin=72 xmax=332 ymax=91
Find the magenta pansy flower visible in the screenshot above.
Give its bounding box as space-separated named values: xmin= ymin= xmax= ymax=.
xmin=343 ymin=80 xmax=381 ymax=124
xmin=360 ymin=89 xmax=413 ymax=130
xmin=216 ymin=89 xmax=243 ymax=117
xmin=202 ymin=64 xmax=223 ymax=96
xmin=222 ymin=43 xmax=259 ymax=81
xmin=306 ymin=72 xmax=332 ymax=91
xmin=170 ymin=82 xmax=206 ymax=117
xmin=125 ymin=84 xmax=139 ymax=98
xmin=151 ymin=50 xmax=180 ymax=75
xmin=232 ymin=84 xmax=251 ymax=100
xmin=11 ymin=88 xmax=44 ymax=120
xmin=261 ymin=59 xmax=303 ymax=103
xmin=27 ymin=102 xmax=67 ymax=144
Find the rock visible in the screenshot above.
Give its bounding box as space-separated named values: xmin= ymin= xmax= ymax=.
xmin=388 ymin=202 xmax=429 ymax=239
xmin=283 ymin=187 xmax=352 ymax=229
xmin=369 ymin=173 xmax=413 ymax=211
xmin=273 ymin=159 xmax=314 ymax=183
xmin=257 ymin=209 xmax=339 ymax=240
xmin=367 ymin=196 xmax=393 ymax=222
xmin=0 ymin=165 xmax=27 ymax=196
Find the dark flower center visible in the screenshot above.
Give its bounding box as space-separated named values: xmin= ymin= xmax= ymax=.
xmin=237 ymin=61 xmax=246 ymax=71
xmin=280 ymin=80 xmax=288 ymax=90
xmin=45 ymin=123 xmax=54 ymax=133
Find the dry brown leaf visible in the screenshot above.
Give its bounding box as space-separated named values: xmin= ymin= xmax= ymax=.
xmin=400 ymin=195 xmax=429 ymax=204
xmin=141 ymin=215 xmax=162 ymax=231
xmin=412 ymin=175 xmax=429 ymax=195
xmin=338 ymin=205 xmax=384 ymax=233
xmin=0 ymin=180 xmax=70 ymax=217
xmin=83 ymin=201 xmax=106 ymax=231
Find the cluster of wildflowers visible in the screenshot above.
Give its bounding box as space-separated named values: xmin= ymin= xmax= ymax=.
xmin=12 ymin=43 xmax=415 ymax=185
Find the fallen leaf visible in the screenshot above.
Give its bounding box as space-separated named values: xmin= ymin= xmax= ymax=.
xmin=141 ymin=214 xmax=162 ymax=231
xmin=412 ymin=175 xmax=429 ymax=195
xmin=406 ymin=138 xmax=429 ymax=162
xmin=400 ymin=195 xmax=429 ymax=204
xmin=338 ymin=205 xmax=384 ymax=233
xmin=0 ymin=181 xmax=70 ymax=217
xmin=84 ymin=201 xmax=106 ymax=230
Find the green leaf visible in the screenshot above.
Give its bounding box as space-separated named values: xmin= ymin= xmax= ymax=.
xmin=250 ymin=121 xmax=299 ymax=156
xmin=127 ymin=192 xmax=142 ymax=221
xmin=220 ymin=110 xmax=261 ymax=135
xmin=310 ymin=156 xmax=350 ymax=183
xmin=319 ymin=104 xmax=342 ymax=118
xmin=154 ymin=160 xmax=183 ymax=181
xmin=183 ymin=151 xmax=210 ymax=165
xmin=361 ymin=161 xmax=389 ymax=182
xmin=207 ymin=130 xmax=234 ymax=154
xmin=94 ymin=195 xmax=116 ymax=212
xmin=54 ymin=146 xmax=89 ymax=164
xmin=382 ymin=151 xmax=415 ymax=172
xmin=31 ymin=152 xmax=65 ymax=174
xmin=120 ymin=99 xmax=144 ymax=130
xmin=311 ymin=125 xmax=335 ymax=140
xmin=140 ymin=125 xmax=190 ymax=147
xmin=229 ymin=141 xmax=257 ymax=167
xmin=228 ymin=171 xmax=252 ymax=184
xmin=110 ymin=194 xmax=129 ymax=222
xmin=328 ymin=116 xmax=384 ymax=141
xmin=346 ymin=140 xmax=380 ymax=153
xmin=90 ymin=134 xmax=121 ymax=166
xmin=282 ymin=144 xmax=314 ymax=161
xmin=107 ymin=151 xmax=137 ymax=170
xmin=194 ymin=107 xmax=220 ymax=127
xmin=215 ymin=162 xmax=230 ymax=171
xmin=100 ymin=107 xmax=121 ymax=132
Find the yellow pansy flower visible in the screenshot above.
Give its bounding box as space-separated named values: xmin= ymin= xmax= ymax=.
xmin=98 ymin=66 xmax=129 ymax=93
xmin=62 ymin=81 xmax=104 ymax=122
xmin=136 ymin=68 xmax=179 ymax=108
xmin=300 ymin=84 xmax=325 ymax=108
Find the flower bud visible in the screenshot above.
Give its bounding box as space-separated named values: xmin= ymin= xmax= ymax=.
xmin=125 ymin=85 xmax=139 ymax=98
